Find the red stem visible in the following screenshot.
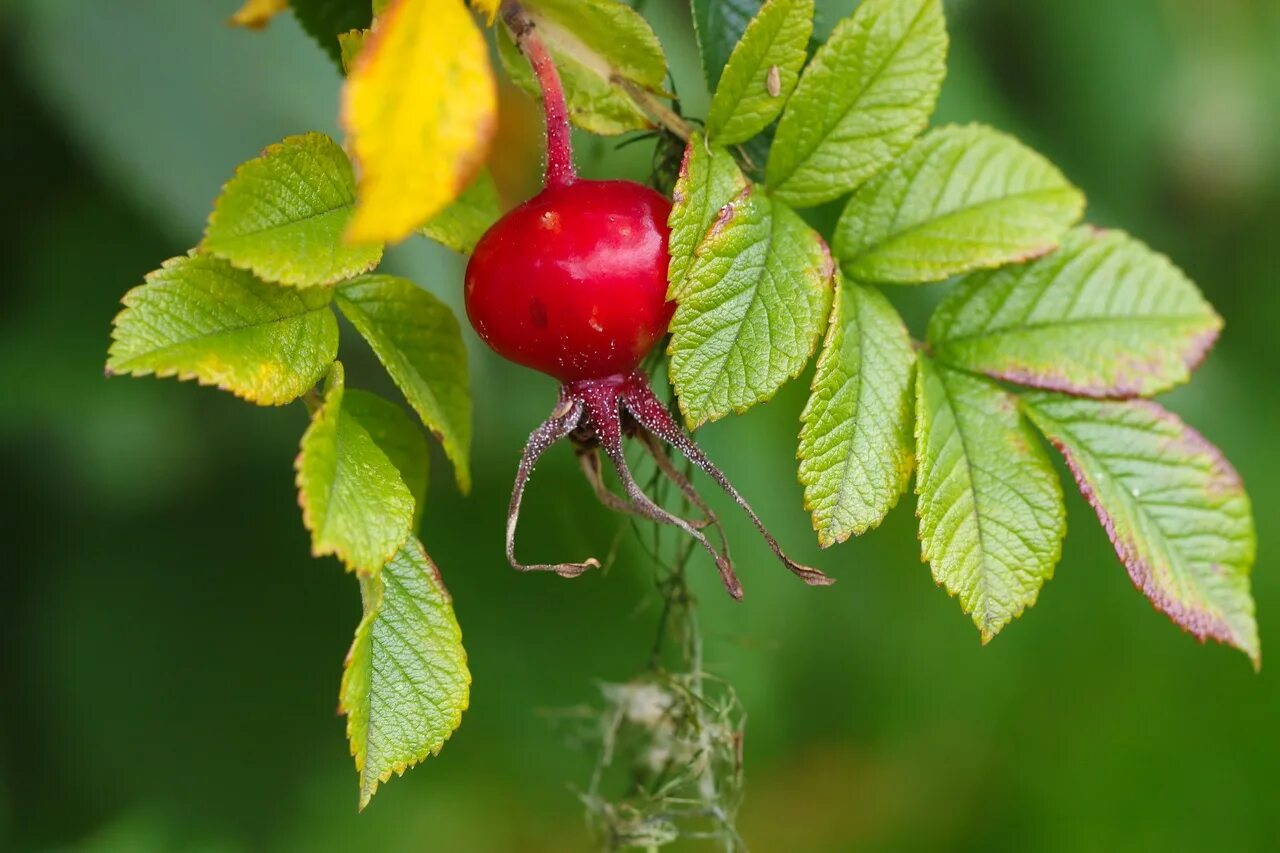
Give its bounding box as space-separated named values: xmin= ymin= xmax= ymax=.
xmin=502 ymin=1 xmax=575 ymax=188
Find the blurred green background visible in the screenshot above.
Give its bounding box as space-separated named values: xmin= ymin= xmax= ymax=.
xmin=3 ymin=0 xmax=1278 ymax=850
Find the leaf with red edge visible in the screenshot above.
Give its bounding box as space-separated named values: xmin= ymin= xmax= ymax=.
xmin=1022 ymin=392 xmax=1259 ymax=666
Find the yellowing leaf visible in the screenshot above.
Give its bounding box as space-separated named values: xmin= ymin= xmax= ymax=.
xmin=343 ymin=0 xmax=497 ymax=244
xmin=229 ymin=0 xmax=288 ymax=29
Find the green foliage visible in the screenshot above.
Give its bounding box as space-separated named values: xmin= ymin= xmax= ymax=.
xmin=107 ymin=253 xmax=338 ymax=405
xmin=496 ymin=0 xmax=668 ymax=135
xmin=666 ymin=137 xmax=748 ymax=297
xmin=667 ymin=186 xmax=834 ymax=427
xmin=1022 ymin=394 xmax=1258 ymax=665
xmin=691 ymin=0 xmax=764 ymax=91
xmin=297 ymin=362 xmax=416 ymax=575
xmin=766 ymin=0 xmax=948 ymax=207
xmin=419 ymin=169 xmax=503 ymax=255
xmin=343 ymin=389 xmax=431 ymax=528
xmin=704 ymin=0 xmax=813 ymax=146
xmin=929 ymin=227 xmax=1221 ymax=396
xmin=340 ymin=537 xmax=470 ymax=809
xmin=798 ymin=278 xmax=915 ymax=545
xmin=834 ymin=124 xmax=1084 ymax=284
xmin=335 ymin=275 xmax=473 ymax=493
xmin=914 ymin=357 xmax=1066 ymax=640
xmin=203 ymin=132 xmax=381 ymax=287
xmin=103 ymin=0 xmax=1263 ymax=818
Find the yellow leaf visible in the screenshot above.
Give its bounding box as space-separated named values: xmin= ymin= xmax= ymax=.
xmin=469 ymin=0 xmax=500 ymax=25
xmin=228 ymin=0 xmax=288 ymax=29
xmin=343 ymin=0 xmax=497 ymax=245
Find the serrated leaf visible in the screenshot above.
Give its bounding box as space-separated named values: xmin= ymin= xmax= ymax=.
xmin=914 ymin=356 xmax=1065 ymax=640
xmin=668 ymin=187 xmax=834 ymax=427
xmin=291 ymin=0 xmax=374 ymax=65
xmin=106 ymin=254 xmax=337 ymax=405
xmin=766 ymin=0 xmax=947 ymax=207
xmin=798 ymin=278 xmax=915 ymax=545
xmin=667 ymin=138 xmax=748 ymax=299
xmin=229 ymin=0 xmax=288 ymax=29
xmin=692 ymin=0 xmax=764 ymax=91
xmin=1022 ymin=393 xmax=1258 ymax=666
xmin=496 ymin=0 xmax=668 ymax=136
xmin=705 ymin=0 xmax=813 ymax=146
xmin=835 ymin=124 xmax=1085 ymax=284
xmin=202 ymin=132 xmax=382 ymax=287
xmin=297 ymin=362 xmax=416 ymax=574
xmin=336 ymin=276 xmax=472 ymax=493
xmin=928 ymin=227 xmax=1221 ymax=397
xmin=343 ymin=0 xmax=496 ymax=243
xmin=418 ymin=169 xmax=502 ymax=255
xmin=344 ymin=389 xmax=430 ymax=527
xmin=341 ymin=537 xmax=470 ymax=809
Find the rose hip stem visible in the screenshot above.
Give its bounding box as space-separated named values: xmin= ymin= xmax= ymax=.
xmin=500 ymin=0 xmax=575 ymax=188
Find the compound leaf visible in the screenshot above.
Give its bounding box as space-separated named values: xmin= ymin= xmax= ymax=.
xmin=914 ymin=356 xmax=1065 ymax=640
xmin=929 ymin=227 xmax=1220 ymax=397
xmin=798 ymin=278 xmax=915 ymax=545
xmin=344 ymin=0 xmax=496 ymax=243
xmin=203 ymin=132 xmax=381 ymax=287
xmin=705 ymin=0 xmax=813 ymax=146
xmin=1022 ymin=393 xmax=1258 ymax=666
xmin=667 ymin=137 xmax=748 ymax=299
xmin=296 ymin=362 xmax=416 ymax=575
xmin=668 ymin=187 xmax=835 ymax=427
xmin=497 ymin=0 xmax=667 ymax=135
xmin=835 ymin=124 xmax=1084 ymax=284
xmin=336 ymin=276 xmax=472 ymax=493
xmin=107 ymin=254 xmax=337 ymax=405
xmin=766 ymin=0 xmax=947 ymax=207
xmin=341 ymin=537 xmax=470 ymax=809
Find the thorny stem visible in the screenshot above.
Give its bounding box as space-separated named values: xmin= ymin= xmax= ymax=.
xmin=501 ymin=0 xmax=576 ymax=187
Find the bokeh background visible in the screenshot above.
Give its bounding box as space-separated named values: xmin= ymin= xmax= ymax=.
xmin=3 ymin=0 xmax=1279 ymax=850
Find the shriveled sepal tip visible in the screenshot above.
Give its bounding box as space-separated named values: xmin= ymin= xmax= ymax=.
xmin=504 ymin=372 xmax=831 ymax=599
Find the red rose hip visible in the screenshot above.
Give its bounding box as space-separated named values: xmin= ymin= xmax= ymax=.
xmin=474 ymin=6 xmax=831 ymax=599
xmin=465 ymin=179 xmax=675 ymax=382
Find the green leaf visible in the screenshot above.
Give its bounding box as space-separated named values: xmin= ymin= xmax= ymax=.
xmin=928 ymin=227 xmax=1221 ymax=397
xmin=913 ymin=356 xmax=1065 ymax=640
xmin=668 ymin=187 xmax=835 ymax=427
xmin=202 ymin=132 xmax=381 ymax=287
xmin=798 ymin=278 xmax=915 ymax=545
xmin=692 ymin=0 xmax=764 ymax=91
xmin=291 ymin=0 xmax=373 ymax=67
xmin=496 ymin=0 xmax=667 ymax=135
xmin=667 ymin=137 xmax=748 ymax=299
xmin=418 ymin=168 xmax=502 ymax=255
xmin=297 ymin=362 xmax=416 ymax=575
xmin=1022 ymin=393 xmax=1258 ymax=666
xmin=344 ymin=389 xmax=431 ymax=527
xmin=336 ymin=276 xmax=473 ymax=493
xmin=766 ymin=0 xmax=947 ymax=207
xmin=106 ymin=254 xmax=338 ymax=405
xmin=340 ymin=537 xmax=470 ymax=809
xmin=835 ymin=124 xmax=1085 ymax=284
xmin=705 ymin=0 xmax=813 ymax=146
